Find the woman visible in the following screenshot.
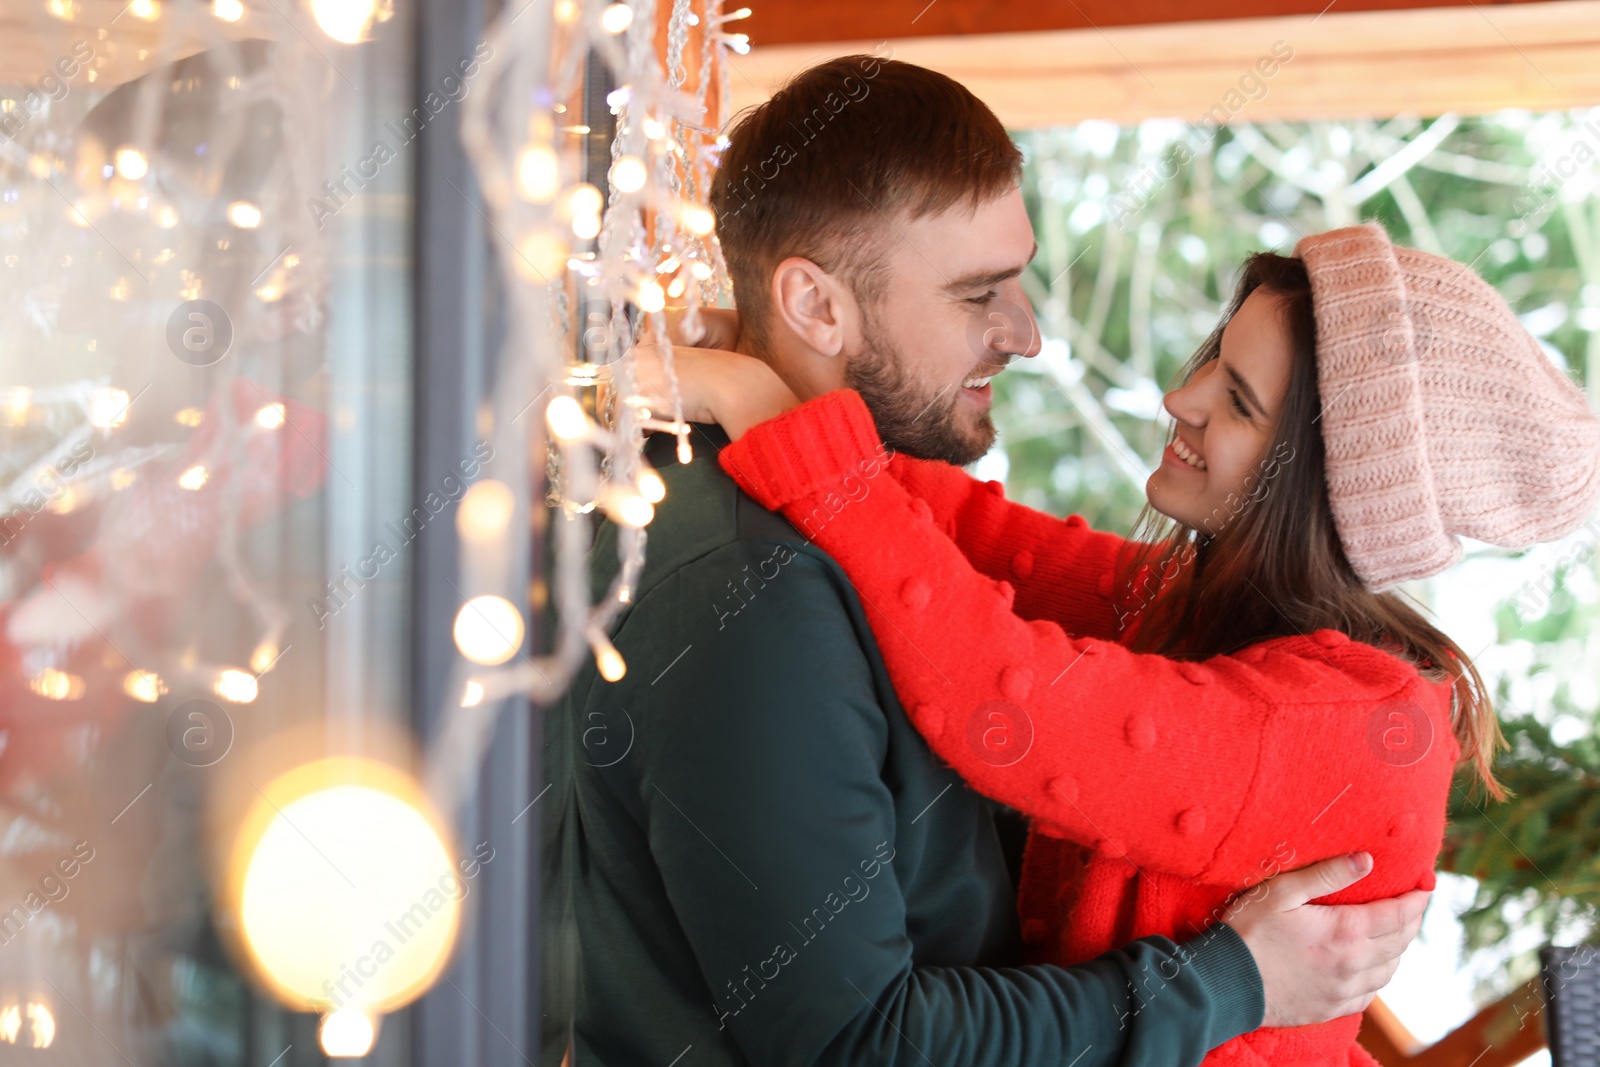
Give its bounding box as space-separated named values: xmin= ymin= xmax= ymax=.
xmin=649 ymin=223 xmax=1600 ymax=1067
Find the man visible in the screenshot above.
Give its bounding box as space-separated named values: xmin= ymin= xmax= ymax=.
xmin=545 ymin=56 xmax=1427 ymax=1066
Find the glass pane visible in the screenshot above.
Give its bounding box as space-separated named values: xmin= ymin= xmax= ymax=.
xmin=1 ymin=3 xmax=414 ymax=1063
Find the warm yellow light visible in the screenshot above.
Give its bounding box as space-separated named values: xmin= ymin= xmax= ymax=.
xmin=636 ymin=278 xmax=665 ymax=314
xmin=213 ymin=0 xmax=244 ymax=19
xmin=638 ymin=469 xmax=666 ymax=504
xmin=0 ymin=1002 xmax=54 ymax=1048
xmin=2 ymin=387 xmax=31 ymax=426
xmin=666 ymin=275 xmax=686 ymax=299
xmin=24 ymin=1003 xmax=52 ymax=1049
xmin=565 ymin=183 xmax=603 ymax=218
xmin=88 ymin=386 xmax=130 ymax=428
xmin=456 ymin=480 xmax=515 ymax=542
xmin=460 ymin=680 xmax=484 ymax=708
xmin=592 ymin=634 xmax=626 ymax=682
xmin=552 ymin=0 xmax=578 ymax=21
xmin=311 ymin=0 xmax=377 ymax=42
xmin=320 ymin=1009 xmax=376 ymax=1057
xmin=114 ymin=146 xmax=149 ymax=180
xmin=545 ymin=395 xmax=589 ymax=442
xmin=641 ymin=116 xmax=667 ymax=140
xmin=610 ymin=155 xmax=647 ymax=194
xmin=231 ymin=759 xmax=460 ymax=1013
xmin=255 ymin=402 xmax=287 ymax=429
xmin=178 ymin=465 xmax=210 ymax=491
xmin=453 ymin=595 xmax=525 ymax=666
xmin=571 ymin=212 xmax=601 ymax=240
xmin=30 ymin=669 xmax=85 ymax=701
xmin=68 ymin=200 xmax=92 ymax=227
xmin=109 ymin=278 xmax=131 ymax=301
xmin=516 ymin=145 xmax=560 ymax=203
xmin=46 ymin=0 xmax=77 ymax=19
xmin=45 ymin=487 xmax=77 ymax=515
xmin=111 ymin=467 xmax=136 ymax=490
xmin=214 ymin=668 xmax=259 ymax=703
xmin=250 ymin=641 xmax=281 ymax=674
xmin=123 ymin=669 xmax=166 ymax=703
xmin=27 ymin=153 xmax=52 ymax=179
xmin=515 ymin=229 xmax=569 ymax=282
xmin=25 ymin=1003 xmax=52 ymax=1049
xmin=175 ymin=406 xmax=205 ymax=427
xmin=681 ymin=204 xmax=714 ymax=236
xmin=603 ymin=487 xmax=654 ymax=528
xmin=600 ymin=2 xmax=634 ymax=33
xmin=129 ymin=0 xmax=160 ymax=18
xmin=156 ymin=204 xmax=179 ymax=228
xmin=227 ymin=200 xmax=262 ymax=228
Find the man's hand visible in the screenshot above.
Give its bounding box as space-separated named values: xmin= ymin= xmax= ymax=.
xmin=1223 ymin=852 xmax=1429 ymax=1028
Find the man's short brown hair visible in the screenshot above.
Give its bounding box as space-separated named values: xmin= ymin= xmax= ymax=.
xmin=709 ymin=55 xmax=1023 ymax=352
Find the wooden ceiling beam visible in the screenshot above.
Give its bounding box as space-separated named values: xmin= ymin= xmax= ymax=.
xmin=728 ymin=0 xmax=1600 ymax=127
xmin=741 ymin=0 xmax=1566 ymax=46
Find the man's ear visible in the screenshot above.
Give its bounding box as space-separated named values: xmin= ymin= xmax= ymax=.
xmin=770 ymin=256 xmax=856 ymax=358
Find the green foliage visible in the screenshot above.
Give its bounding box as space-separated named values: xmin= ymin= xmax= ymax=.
xmin=1445 ymin=710 xmax=1600 ymax=952
xmin=1003 ymin=114 xmax=1599 ymax=526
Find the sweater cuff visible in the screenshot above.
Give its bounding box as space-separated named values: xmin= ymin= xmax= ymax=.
xmin=719 ymin=389 xmax=888 ymax=510
xmin=1181 ymin=922 xmax=1266 ymax=1045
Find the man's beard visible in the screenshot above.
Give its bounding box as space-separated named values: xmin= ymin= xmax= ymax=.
xmin=843 ymin=314 xmax=997 ymax=466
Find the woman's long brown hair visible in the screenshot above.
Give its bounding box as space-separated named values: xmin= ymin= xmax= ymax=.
xmin=1114 ymin=252 xmax=1506 ymax=800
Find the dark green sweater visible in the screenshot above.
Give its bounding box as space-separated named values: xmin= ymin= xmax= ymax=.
xmin=543 ymin=426 xmax=1263 ymax=1066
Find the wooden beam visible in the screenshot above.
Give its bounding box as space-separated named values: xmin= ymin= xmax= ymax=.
xmin=1405 ymin=978 xmax=1547 ymax=1067
xmin=1361 ymin=997 xmax=1426 ymax=1067
xmin=742 ymin=0 xmax=1565 ymax=47
xmin=728 ymin=0 xmax=1600 ymax=127
xmin=1358 ymin=982 xmax=1548 ymax=1067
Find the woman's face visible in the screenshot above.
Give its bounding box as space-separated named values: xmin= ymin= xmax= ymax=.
xmin=1146 ymin=287 xmax=1294 ymax=531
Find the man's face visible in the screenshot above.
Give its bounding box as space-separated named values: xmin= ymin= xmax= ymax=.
xmin=843 ymin=186 xmax=1041 ymax=465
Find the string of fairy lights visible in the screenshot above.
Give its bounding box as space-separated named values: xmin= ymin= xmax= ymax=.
xmin=441 ymin=0 xmax=743 ymax=767
xmin=4 ymin=11 xmax=326 ymax=720
xmin=4 ymin=0 xmax=741 ymax=1055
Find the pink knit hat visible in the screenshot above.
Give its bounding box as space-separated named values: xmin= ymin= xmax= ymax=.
xmin=1295 ymin=222 xmax=1600 ymax=592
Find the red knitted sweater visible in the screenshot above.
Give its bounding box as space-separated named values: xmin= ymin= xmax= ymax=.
xmin=719 ymin=389 xmax=1459 ymax=1067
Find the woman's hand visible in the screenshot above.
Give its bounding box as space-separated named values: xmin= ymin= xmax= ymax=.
xmin=664 ymin=305 xmax=740 ymax=350
xmin=632 ymin=339 xmax=799 ymax=441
